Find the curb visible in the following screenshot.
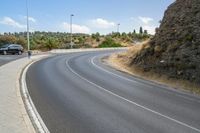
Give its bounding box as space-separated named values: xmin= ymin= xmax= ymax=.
xmin=16 ymin=68 xmax=36 ymax=133
xmin=20 ymin=58 xmax=50 ymax=133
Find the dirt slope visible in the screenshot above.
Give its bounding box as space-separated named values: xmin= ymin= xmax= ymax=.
xmin=131 ymin=0 xmax=200 ymax=84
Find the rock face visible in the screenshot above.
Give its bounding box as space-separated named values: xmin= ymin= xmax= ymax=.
xmin=132 ymin=0 xmax=200 ymax=84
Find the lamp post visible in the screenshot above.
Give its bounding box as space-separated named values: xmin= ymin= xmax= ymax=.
xmin=70 ymin=14 xmax=74 ymax=49
xmin=26 ymin=0 xmax=31 ymax=58
xmin=117 ymin=23 xmax=120 ymax=33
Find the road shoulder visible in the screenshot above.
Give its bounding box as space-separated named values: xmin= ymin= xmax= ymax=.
xmin=105 ymin=53 xmax=200 ymax=96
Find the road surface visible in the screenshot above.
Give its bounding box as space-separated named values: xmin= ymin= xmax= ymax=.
xmin=26 ymin=50 xmax=200 ymax=133
xmin=0 ymin=54 xmax=26 ymax=66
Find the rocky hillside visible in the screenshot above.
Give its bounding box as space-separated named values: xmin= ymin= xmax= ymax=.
xmin=131 ymin=0 xmax=200 ymax=84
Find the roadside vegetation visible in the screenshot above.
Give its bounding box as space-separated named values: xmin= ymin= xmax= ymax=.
xmin=98 ymin=37 xmax=122 ymax=48
xmin=0 ymin=27 xmax=151 ymax=51
xmin=107 ymin=41 xmax=200 ymax=95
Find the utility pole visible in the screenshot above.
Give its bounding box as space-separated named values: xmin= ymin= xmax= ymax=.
xmin=70 ymin=14 xmax=74 ymax=49
xmin=26 ymin=0 xmax=31 ymax=58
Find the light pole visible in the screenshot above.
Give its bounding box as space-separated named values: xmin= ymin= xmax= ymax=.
xmin=26 ymin=0 xmax=31 ymax=57
xmin=70 ymin=14 xmax=74 ymax=49
xmin=117 ymin=23 xmax=120 ymax=33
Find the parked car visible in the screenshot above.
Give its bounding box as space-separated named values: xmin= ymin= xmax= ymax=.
xmin=0 ymin=44 xmax=24 ymax=55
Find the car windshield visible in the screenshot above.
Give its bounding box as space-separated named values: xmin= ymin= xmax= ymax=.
xmin=0 ymin=44 xmax=10 ymax=48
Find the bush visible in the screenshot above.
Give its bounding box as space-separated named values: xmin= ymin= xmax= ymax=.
xmin=98 ymin=37 xmax=122 ymax=48
xmin=44 ymin=37 xmax=59 ymax=50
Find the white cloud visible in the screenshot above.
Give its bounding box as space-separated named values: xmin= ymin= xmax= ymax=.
xmin=143 ymin=25 xmax=156 ymax=35
xmin=131 ymin=16 xmax=156 ymax=34
xmin=25 ymin=16 xmax=36 ymax=23
xmin=90 ymin=18 xmax=115 ymax=29
xmin=0 ymin=17 xmax=26 ymax=29
xmin=62 ymin=22 xmax=90 ymax=33
xmin=19 ymin=15 xmax=37 ymax=23
xmin=138 ymin=16 xmax=153 ymax=25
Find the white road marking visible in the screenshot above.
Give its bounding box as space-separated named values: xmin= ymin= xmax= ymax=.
xmin=91 ymin=56 xmax=137 ymax=83
xmin=91 ymin=56 xmax=200 ymax=104
xmin=66 ymin=58 xmax=200 ymax=133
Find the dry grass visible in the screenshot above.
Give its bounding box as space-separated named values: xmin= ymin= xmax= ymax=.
xmin=106 ymin=41 xmax=200 ymax=95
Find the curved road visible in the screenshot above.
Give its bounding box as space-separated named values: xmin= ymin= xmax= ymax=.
xmin=26 ymin=50 xmax=200 ymax=133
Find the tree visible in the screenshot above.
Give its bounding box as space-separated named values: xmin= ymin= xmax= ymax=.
xmin=144 ymin=30 xmax=148 ymax=34
xmin=95 ymin=32 xmax=100 ymax=42
xmin=17 ymin=37 xmax=26 ymax=48
xmin=139 ymin=27 xmax=143 ymax=34
xmin=133 ymin=29 xmax=136 ymax=34
xmin=78 ymin=36 xmax=85 ymax=44
xmin=111 ymin=32 xmax=120 ymax=38
xmin=91 ymin=32 xmax=100 ymax=42
xmin=0 ymin=35 xmax=17 ymax=46
xmin=122 ymin=32 xmax=127 ymax=37
xmin=44 ymin=37 xmax=58 ymax=50
xmin=95 ymin=32 xmax=100 ymax=37
xmin=91 ymin=33 xmax=96 ymax=39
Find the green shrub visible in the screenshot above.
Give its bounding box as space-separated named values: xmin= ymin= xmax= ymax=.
xmin=98 ymin=37 xmax=122 ymax=48
xmin=44 ymin=37 xmax=59 ymax=50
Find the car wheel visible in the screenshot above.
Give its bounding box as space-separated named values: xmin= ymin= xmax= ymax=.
xmin=3 ymin=51 xmax=7 ymax=55
xmin=18 ymin=51 xmax=22 ymax=55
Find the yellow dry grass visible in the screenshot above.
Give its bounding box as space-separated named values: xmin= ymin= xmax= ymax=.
xmin=107 ymin=41 xmax=200 ymax=95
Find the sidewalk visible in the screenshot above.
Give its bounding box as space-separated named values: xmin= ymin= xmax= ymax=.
xmin=0 ymin=48 xmax=126 ymax=133
xmin=0 ymin=55 xmax=49 ymax=133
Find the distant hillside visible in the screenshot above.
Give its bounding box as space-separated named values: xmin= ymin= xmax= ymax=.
xmin=0 ymin=31 xmax=150 ymax=50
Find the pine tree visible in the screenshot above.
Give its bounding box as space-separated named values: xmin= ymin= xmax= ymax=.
xmin=139 ymin=27 xmax=143 ymax=34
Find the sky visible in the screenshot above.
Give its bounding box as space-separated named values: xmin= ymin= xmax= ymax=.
xmin=0 ymin=0 xmax=175 ymax=35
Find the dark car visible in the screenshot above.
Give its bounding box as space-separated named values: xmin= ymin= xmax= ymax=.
xmin=0 ymin=44 xmax=24 ymax=55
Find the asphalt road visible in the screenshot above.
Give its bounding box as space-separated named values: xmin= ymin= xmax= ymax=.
xmin=26 ymin=50 xmax=200 ymax=133
xmin=0 ymin=54 xmax=26 ymax=66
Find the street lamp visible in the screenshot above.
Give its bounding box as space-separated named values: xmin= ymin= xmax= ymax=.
xmin=117 ymin=23 xmax=120 ymax=33
xmin=70 ymin=14 xmax=74 ymax=49
xmin=26 ymin=0 xmax=31 ymax=57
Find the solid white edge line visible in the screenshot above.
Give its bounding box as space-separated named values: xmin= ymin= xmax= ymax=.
xmin=91 ymin=56 xmax=137 ymax=83
xmin=66 ymin=58 xmax=200 ymax=133
xmin=21 ymin=62 xmax=50 ymax=133
xmin=91 ymin=56 xmax=200 ymax=103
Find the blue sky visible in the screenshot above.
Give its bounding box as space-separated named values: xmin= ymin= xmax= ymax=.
xmin=0 ymin=0 xmax=174 ymax=34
